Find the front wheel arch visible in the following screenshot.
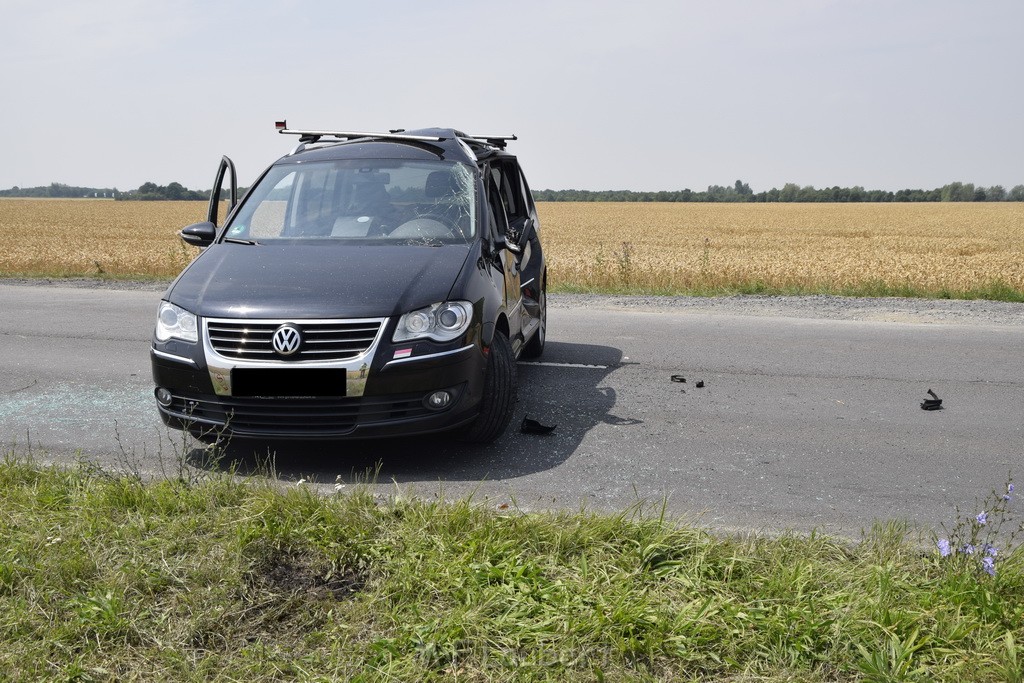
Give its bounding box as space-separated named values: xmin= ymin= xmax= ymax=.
xmin=482 ymin=312 xmax=511 ymax=348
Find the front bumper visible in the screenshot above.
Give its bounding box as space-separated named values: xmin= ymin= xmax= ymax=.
xmin=151 ymin=316 xmax=487 ymax=439
xmin=154 ymin=382 xmax=477 ymax=439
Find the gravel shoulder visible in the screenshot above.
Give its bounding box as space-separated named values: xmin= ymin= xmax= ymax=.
xmin=3 ymin=277 xmax=1022 ymax=327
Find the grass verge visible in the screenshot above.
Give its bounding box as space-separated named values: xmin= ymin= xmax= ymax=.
xmin=551 ymin=278 xmax=1024 ymax=303
xmin=0 ymin=456 xmax=1020 ymax=682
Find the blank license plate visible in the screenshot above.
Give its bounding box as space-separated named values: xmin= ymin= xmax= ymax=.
xmin=232 ymin=369 xmax=348 ymax=397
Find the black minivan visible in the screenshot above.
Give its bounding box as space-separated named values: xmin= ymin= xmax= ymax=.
xmin=151 ymin=123 xmax=545 ymax=443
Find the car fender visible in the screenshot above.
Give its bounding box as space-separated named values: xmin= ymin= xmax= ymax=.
xmin=445 ymin=239 xmax=504 ymax=349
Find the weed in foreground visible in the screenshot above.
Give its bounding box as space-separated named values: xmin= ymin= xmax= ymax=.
xmin=936 ymin=478 xmax=1019 ymax=578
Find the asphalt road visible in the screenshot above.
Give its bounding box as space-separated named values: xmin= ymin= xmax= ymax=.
xmin=1 ymin=282 xmax=1021 ymax=538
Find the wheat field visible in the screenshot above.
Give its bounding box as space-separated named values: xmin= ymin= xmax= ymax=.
xmin=0 ymin=199 xmax=204 ymax=278
xmin=541 ymin=202 xmax=1024 ymax=297
xmin=1 ymin=199 xmax=1022 ymax=298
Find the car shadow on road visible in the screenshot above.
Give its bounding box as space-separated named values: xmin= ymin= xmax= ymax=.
xmin=186 ymin=341 xmax=633 ymax=484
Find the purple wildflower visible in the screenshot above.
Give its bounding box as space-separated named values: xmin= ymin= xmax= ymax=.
xmin=985 ymin=545 xmax=998 ymax=558
xmin=982 ymin=556 xmax=996 ymax=577
xmin=963 ymin=544 xmax=975 ymax=555
xmin=937 ymin=539 xmax=951 ymax=557
xmin=976 ymin=511 xmax=988 ymax=525
xmin=1005 ymin=483 xmax=1015 ymax=502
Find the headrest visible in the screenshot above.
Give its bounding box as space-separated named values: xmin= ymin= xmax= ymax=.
xmin=425 ymin=170 xmax=459 ymax=198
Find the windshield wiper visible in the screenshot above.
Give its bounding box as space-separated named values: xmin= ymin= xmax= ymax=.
xmin=223 ymin=237 xmax=260 ymax=245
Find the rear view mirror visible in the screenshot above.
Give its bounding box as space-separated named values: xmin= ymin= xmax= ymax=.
xmin=180 ymin=221 xmax=217 ymax=247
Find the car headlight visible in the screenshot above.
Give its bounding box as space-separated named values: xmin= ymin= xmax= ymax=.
xmin=155 ymin=301 xmax=198 ymax=343
xmin=393 ymin=301 xmax=472 ymax=342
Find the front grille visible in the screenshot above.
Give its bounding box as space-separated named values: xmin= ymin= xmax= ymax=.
xmin=163 ymin=391 xmax=437 ymax=436
xmin=206 ymin=318 xmax=384 ymax=361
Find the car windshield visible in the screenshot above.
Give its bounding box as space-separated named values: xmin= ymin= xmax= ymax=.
xmin=222 ymin=159 xmax=477 ymax=245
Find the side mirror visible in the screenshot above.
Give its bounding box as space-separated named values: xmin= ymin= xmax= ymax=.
xmin=180 ymin=221 xmax=217 ymax=247
xmin=493 ymin=231 xmax=520 ymax=254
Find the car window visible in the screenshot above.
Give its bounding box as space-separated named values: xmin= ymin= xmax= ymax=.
xmin=490 ymin=166 xmax=517 ymax=219
xmin=224 ymin=159 xmax=476 ymax=245
xmin=491 ymin=160 xmax=532 ymax=228
xmin=485 ymin=173 xmax=509 ymax=239
xmin=517 ymin=166 xmax=537 ymax=217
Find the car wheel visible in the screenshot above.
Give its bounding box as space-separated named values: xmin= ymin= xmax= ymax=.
xmin=459 ymin=332 xmax=517 ymax=443
xmin=522 ymin=281 xmax=546 ymax=359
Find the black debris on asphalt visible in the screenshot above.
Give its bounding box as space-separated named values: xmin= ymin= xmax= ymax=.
xmin=921 ymin=389 xmax=943 ymax=411
xmin=695 ymin=381 xmax=705 ymax=388
xmin=670 ymin=375 xmax=686 ymax=383
xmin=521 ymin=417 xmax=557 ymax=435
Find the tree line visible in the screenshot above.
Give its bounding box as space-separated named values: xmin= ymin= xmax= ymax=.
xmin=4 ymin=179 xmax=1024 ymax=203
xmin=122 ymin=182 xmax=208 ymax=201
xmin=534 ymin=181 xmax=1024 ymax=203
xmin=0 ymin=181 xmax=208 ymax=200
xmin=0 ymin=182 xmax=121 ymax=199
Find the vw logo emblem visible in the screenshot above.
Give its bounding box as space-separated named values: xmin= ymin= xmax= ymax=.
xmin=271 ymin=324 xmax=302 ymax=356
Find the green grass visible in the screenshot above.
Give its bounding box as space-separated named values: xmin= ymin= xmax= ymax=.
xmin=0 ymin=456 xmax=1021 ymax=681
xmin=551 ymin=278 xmax=1024 ymax=303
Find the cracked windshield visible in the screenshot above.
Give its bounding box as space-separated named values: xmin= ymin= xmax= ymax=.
xmin=225 ymin=159 xmax=476 ymax=244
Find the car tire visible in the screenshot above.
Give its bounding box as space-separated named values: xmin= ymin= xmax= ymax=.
xmin=459 ymin=331 xmax=517 ymax=443
xmin=522 ymin=281 xmax=546 ymax=359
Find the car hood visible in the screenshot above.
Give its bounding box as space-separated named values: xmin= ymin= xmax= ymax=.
xmin=167 ymin=242 xmax=473 ymax=319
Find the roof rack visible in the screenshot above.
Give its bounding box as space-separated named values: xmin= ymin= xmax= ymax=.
xmin=275 ymin=121 xmax=444 ymax=144
xmin=274 ymin=121 xmax=517 ymax=150
xmin=464 ymin=134 xmax=517 ymax=150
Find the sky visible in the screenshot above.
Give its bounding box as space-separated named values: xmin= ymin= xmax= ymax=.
xmin=1 ymin=0 xmax=1021 ymax=193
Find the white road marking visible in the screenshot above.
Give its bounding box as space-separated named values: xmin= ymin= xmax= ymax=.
xmin=519 ymin=361 xmax=609 ymax=369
